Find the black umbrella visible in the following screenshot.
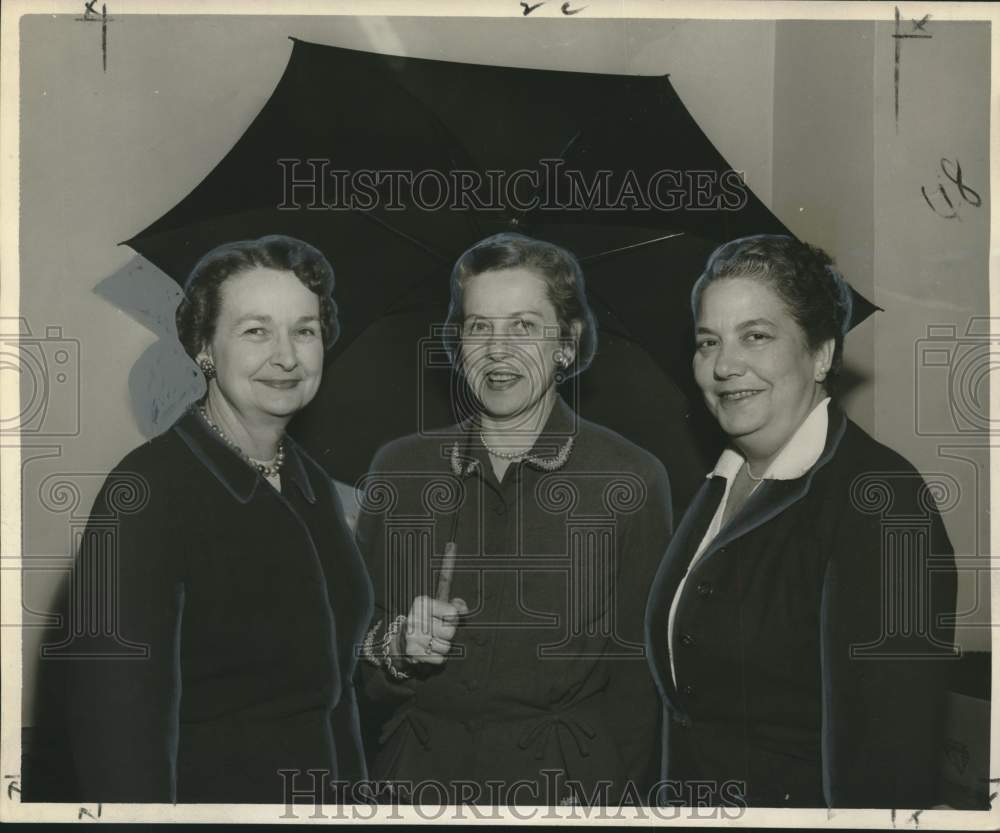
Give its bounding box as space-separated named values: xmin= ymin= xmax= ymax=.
xmin=124 ymin=37 xmax=878 ymax=514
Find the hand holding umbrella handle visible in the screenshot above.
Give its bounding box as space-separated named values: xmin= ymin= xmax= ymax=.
xmin=392 ymin=543 xmax=464 ymax=668
xmin=402 ymin=584 xmax=467 ymax=667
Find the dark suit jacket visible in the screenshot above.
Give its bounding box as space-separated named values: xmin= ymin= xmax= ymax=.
xmin=644 ymin=406 xmax=957 ymax=808
xmin=29 ymin=408 xmax=373 ymax=804
xmin=355 ymin=398 xmax=672 ymax=805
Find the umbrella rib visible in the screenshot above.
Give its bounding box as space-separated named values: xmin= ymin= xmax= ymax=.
xmin=579 ymin=231 xmax=686 ymax=265
xmin=511 ymin=131 xmax=583 ymax=229
xmin=585 ymin=286 xmax=661 ymax=357
xmin=352 ymin=208 xmax=451 ymax=264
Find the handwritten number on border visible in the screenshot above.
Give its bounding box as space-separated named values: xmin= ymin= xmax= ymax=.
xmin=78 ymin=803 xmax=103 ymax=820
xmin=4 ymin=776 xmax=19 ymax=800
xmin=518 ymin=1 xmax=588 ymax=14
xmin=922 ymin=158 xmax=982 ymax=220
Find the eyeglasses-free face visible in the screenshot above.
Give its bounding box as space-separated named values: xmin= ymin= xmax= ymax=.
xmin=459 ymin=267 xmax=571 ymax=432
xmin=199 ymin=267 xmax=325 ymax=432
xmin=693 ymin=276 xmax=833 ymax=470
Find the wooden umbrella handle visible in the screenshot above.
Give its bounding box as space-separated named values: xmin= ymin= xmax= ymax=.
xmin=436 ymin=541 xmax=457 ymax=602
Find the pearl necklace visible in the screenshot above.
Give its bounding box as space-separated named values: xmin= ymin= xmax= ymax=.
xmin=479 ymin=432 xmax=530 ymax=460
xmin=197 ymin=405 xmax=286 ymax=478
xmin=449 ymin=434 xmax=574 ymax=475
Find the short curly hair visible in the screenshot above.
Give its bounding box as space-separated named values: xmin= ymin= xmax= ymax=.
xmin=175 ymin=235 xmax=340 ymax=359
xmin=690 ymin=234 xmax=853 ymax=390
xmin=442 ymin=232 xmax=598 ymax=380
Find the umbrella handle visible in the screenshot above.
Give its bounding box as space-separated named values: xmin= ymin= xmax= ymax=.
xmin=436 ymin=541 xmax=457 ymax=603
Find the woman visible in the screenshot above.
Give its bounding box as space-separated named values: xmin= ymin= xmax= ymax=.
xmin=57 ymin=235 xmax=372 ymax=803
xmin=645 ymin=235 xmax=957 ymax=808
xmin=355 ymin=233 xmax=673 ymax=806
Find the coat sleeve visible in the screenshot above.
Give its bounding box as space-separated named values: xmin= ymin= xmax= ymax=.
xmin=65 ymin=468 xmax=184 ymax=803
xmin=330 ymin=684 xmax=368 ymax=785
xmin=323 ymin=477 xmax=372 ymax=787
xmin=602 ymin=460 xmax=674 ymax=797
xmin=820 ymin=467 xmax=957 ymax=808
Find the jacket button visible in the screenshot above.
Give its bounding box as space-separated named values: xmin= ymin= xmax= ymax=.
xmin=472 ymin=634 xmax=488 ymax=646
xmin=680 ymin=633 xmax=695 ymax=647
xmin=696 ymin=581 xmax=713 ymax=597
xmin=463 ymin=679 xmax=480 ymax=692
xmin=494 ymin=503 xmax=507 ymax=516
xmin=682 ymin=684 xmax=695 ymax=698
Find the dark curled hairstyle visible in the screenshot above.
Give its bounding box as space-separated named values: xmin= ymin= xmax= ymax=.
xmin=175 ymin=234 xmax=340 ymax=358
xmin=690 ymin=234 xmax=854 ymax=387
xmin=442 ymin=233 xmax=598 ymax=380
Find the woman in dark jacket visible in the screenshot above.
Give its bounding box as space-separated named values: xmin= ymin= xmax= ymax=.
xmin=356 ymin=233 xmax=673 ymax=807
xmin=40 ymin=235 xmax=372 ymax=803
xmin=645 ymin=235 xmax=958 ymax=809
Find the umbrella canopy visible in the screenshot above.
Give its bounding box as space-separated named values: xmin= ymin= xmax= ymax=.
xmin=124 ymin=37 xmax=878 ymax=513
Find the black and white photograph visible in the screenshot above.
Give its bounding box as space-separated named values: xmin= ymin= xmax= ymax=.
xmin=0 ymin=0 xmax=994 ymax=826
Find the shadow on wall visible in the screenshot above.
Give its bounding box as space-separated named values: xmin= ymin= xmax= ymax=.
xmin=94 ymin=256 xmax=204 ymax=437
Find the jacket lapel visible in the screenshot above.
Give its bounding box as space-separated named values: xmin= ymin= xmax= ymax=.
xmin=174 ymin=407 xmax=320 ymax=505
xmin=645 ymin=406 xmax=849 ymax=712
xmin=174 ymin=408 xmax=261 ymax=503
xmin=696 ymin=406 xmax=847 ymax=569
xmin=645 ymin=474 xmax=726 ymax=709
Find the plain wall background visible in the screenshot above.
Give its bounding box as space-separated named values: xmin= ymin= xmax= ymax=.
xmin=15 ymin=15 xmax=989 ymax=722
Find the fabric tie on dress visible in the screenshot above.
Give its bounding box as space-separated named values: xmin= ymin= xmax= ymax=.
xmin=517 ymin=714 xmax=596 ymax=760
xmin=380 ymin=708 xmax=432 ymax=750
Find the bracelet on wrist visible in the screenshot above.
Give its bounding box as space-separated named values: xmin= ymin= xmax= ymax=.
xmin=382 ymin=614 xmax=412 ymax=681
xmin=362 ymin=618 xmax=384 ymax=667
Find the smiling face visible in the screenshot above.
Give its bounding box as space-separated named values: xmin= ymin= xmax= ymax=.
xmin=693 ymin=276 xmax=833 ymax=467
xmin=198 ymin=267 xmax=324 ymax=431
xmin=459 ymin=267 xmax=574 ymax=429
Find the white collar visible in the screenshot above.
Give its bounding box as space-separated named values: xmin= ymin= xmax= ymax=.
xmin=708 ymin=397 xmax=831 ymax=483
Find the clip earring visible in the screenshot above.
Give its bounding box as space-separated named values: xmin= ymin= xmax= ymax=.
xmin=198 ymin=357 xmax=216 ymax=380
